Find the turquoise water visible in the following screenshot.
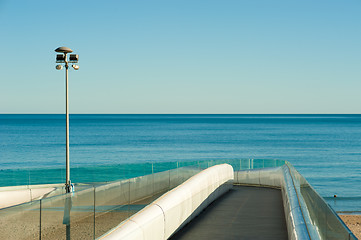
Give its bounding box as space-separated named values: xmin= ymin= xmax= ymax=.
xmin=1 ymin=114 xmax=361 ymax=212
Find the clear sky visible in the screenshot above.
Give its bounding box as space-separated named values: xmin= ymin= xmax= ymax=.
xmin=0 ymin=0 xmax=360 ymax=114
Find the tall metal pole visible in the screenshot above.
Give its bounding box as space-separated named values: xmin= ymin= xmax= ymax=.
xmin=65 ymin=53 xmax=71 ymax=193
xmin=55 ymin=47 xmax=77 ymax=240
xmin=55 ymin=46 xmax=78 ymax=194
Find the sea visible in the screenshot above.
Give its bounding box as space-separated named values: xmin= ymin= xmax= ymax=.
xmin=1 ymin=114 xmax=361 ymax=213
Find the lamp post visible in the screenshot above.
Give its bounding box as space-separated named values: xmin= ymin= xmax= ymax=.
xmin=55 ymin=46 xmax=79 ymax=193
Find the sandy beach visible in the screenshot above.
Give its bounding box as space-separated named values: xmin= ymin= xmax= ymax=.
xmin=339 ymin=214 xmax=361 ymax=239
xmin=0 ymin=192 xmax=164 ymax=240
xmin=1 ymin=203 xmax=360 ymax=239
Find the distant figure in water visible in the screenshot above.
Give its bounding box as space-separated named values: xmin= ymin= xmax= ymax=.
xmin=334 ymin=194 xmax=337 ymax=198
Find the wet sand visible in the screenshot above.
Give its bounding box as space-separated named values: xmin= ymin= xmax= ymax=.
xmin=339 ymin=214 xmax=361 ymax=239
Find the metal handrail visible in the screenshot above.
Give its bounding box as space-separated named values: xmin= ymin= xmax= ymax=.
xmin=284 ymin=163 xmax=313 ymax=239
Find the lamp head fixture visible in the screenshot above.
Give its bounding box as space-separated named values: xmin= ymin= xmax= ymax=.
xmin=55 ymin=47 xmax=79 ymax=70
xmin=56 ymin=54 xmax=65 ymax=63
xmin=72 ymin=65 xmax=79 ymax=70
xmin=55 ymin=47 xmax=73 ymax=53
xmin=69 ymin=54 xmax=79 ymax=63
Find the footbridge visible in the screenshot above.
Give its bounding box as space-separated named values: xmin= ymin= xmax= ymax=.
xmin=0 ymin=159 xmax=356 ymax=240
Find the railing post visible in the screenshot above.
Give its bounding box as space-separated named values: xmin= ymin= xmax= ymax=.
xmin=128 ymin=179 xmax=130 ymax=218
xmin=39 ymin=199 xmax=42 ymax=240
xmin=93 ymin=186 xmax=96 ymax=240
xmin=152 ymin=163 xmax=154 ymax=195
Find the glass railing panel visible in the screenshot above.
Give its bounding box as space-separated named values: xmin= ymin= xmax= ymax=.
xmin=152 ymin=161 xmax=178 ymax=174
xmin=71 ymin=163 xmax=154 ymax=183
xmin=30 ymin=168 xmax=66 ymax=185
xmin=94 ymin=180 xmax=130 ymax=239
xmin=169 ymin=168 xmax=180 ymax=189
xmin=153 ymin=170 xmax=171 ymax=194
xmin=264 ymin=159 xmax=283 ymax=168
xmin=255 ymin=159 xmax=285 ymax=169
xmin=258 ymin=167 xmax=283 ymax=187
xmin=301 ymin=182 xmax=356 ymax=239
xmin=178 ymin=160 xmax=199 ymax=168
xmin=0 ymin=167 xmax=66 ymax=187
xmin=200 ymin=159 xmax=240 ymax=170
xmin=198 ymin=160 xmax=210 ymax=169
xmin=40 ymin=194 xmax=69 ymax=240
xmin=179 ymin=167 xmax=201 ymax=185
xmin=226 ymin=159 xmax=241 ymax=171
xmin=0 ymin=159 xmax=288 ymax=188
xmin=71 ymin=165 xmax=110 ymax=184
xmin=168 ymin=166 xmax=200 ymax=189
xmin=128 ymin=163 xmax=154 ymax=179
xmin=252 ymin=159 xmax=267 ymax=169
xmin=286 ymin=163 xmax=357 ymax=240
xmin=128 ymin=174 xmax=155 ymax=217
xmin=239 ymin=158 xmax=253 ymax=170
xmin=69 ymin=188 xmax=95 ymax=240
xmin=40 ymin=188 xmax=95 ymax=240
xmin=276 ymin=159 xmax=286 ymax=167
xmin=237 ymin=169 xmax=260 ymax=185
xmin=0 ymin=201 xmax=40 ymax=240
xmin=325 ymin=207 xmax=350 ymax=239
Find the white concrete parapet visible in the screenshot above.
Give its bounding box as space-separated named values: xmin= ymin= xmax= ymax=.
xmin=99 ymin=164 xmax=234 ymax=240
xmin=0 ymin=184 xmax=63 ymax=209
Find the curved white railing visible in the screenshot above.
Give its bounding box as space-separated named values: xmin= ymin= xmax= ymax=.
xmin=99 ymin=164 xmax=234 ymax=240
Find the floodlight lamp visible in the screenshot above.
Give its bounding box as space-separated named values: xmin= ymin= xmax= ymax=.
xmin=69 ymin=54 xmax=79 ymax=63
xmin=56 ymin=65 xmax=63 ymax=70
xmin=72 ymin=65 xmax=79 ymax=70
xmin=56 ymin=54 xmax=65 ymax=63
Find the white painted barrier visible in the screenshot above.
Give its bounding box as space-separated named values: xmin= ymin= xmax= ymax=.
xmin=235 ymin=167 xmax=283 ymax=187
xmin=0 ymin=185 xmax=60 ymax=209
xmin=99 ymin=164 xmax=234 ymax=240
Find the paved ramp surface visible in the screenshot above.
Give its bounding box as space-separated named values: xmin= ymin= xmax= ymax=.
xmin=170 ymin=186 xmax=288 ymax=240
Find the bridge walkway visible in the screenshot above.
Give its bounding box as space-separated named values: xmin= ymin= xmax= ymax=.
xmin=170 ymin=185 xmax=288 ymax=240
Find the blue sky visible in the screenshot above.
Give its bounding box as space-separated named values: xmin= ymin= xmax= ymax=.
xmin=1 ymin=0 xmax=360 ymax=114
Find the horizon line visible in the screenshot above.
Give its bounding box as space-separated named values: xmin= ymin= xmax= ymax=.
xmin=1 ymin=113 xmax=361 ymax=115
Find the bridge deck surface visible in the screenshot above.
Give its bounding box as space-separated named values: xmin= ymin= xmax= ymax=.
xmin=170 ymin=185 xmax=288 ymax=240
